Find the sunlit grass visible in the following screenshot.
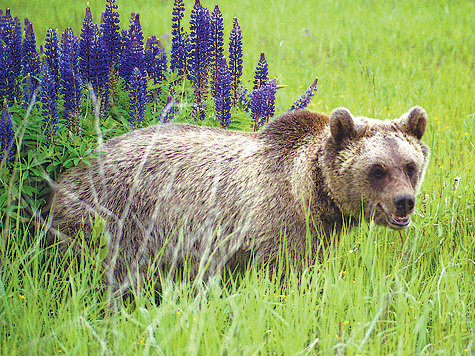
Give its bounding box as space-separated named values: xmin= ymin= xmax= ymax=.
xmin=1 ymin=0 xmax=474 ymax=354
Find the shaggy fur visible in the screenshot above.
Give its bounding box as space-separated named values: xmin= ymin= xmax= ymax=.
xmin=49 ymin=107 xmax=429 ymax=290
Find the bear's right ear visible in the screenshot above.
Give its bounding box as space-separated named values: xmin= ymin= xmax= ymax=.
xmin=330 ymin=108 xmax=357 ymax=143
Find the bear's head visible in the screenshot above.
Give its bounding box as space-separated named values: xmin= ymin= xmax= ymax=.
xmin=322 ymin=107 xmax=430 ymax=229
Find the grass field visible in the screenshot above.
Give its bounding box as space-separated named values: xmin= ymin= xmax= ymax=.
xmin=1 ymin=0 xmax=475 ymax=354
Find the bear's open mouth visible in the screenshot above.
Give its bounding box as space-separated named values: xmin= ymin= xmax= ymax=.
xmin=386 ymin=213 xmax=411 ymax=228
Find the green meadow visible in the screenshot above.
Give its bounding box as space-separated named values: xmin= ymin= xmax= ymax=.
xmin=1 ymin=0 xmax=474 ymax=354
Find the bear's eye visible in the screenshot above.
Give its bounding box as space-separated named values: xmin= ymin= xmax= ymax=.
xmin=406 ymin=163 xmax=416 ymax=177
xmin=370 ymin=165 xmax=386 ymax=180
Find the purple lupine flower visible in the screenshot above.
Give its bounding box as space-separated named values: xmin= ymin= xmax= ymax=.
xmin=250 ymin=78 xmax=277 ymax=131
xmin=237 ymin=84 xmax=251 ymax=112
xmin=21 ymin=18 xmax=41 ymax=108
xmin=78 ymin=6 xmax=110 ymax=111
xmin=44 ymin=28 xmax=60 ymax=95
xmin=253 ymin=52 xmax=268 ymax=90
xmin=170 ymin=0 xmax=187 ymax=77
xmin=119 ymin=14 xmax=145 ymax=86
xmin=0 ymin=44 xmax=8 ymax=104
xmin=60 ymin=27 xmax=83 ymax=135
xmin=78 ymin=5 xmax=98 ymax=84
xmin=119 ymin=35 xmax=144 ymax=86
xmin=100 ymin=0 xmax=121 ymax=66
xmin=263 ymin=77 xmax=277 ymax=121
xmin=160 ymin=86 xmax=179 ymax=123
xmin=144 ymin=36 xmax=168 ymax=100
xmin=11 ymin=16 xmax=23 ymax=101
xmin=188 ymin=0 xmax=211 ymax=120
xmin=0 ymin=9 xmax=21 ymax=103
xmin=214 ymin=58 xmax=231 ymax=129
xmin=93 ymin=33 xmax=111 ymax=112
xmin=128 ymin=67 xmax=147 ymax=129
xmin=119 ymin=28 xmax=128 ymax=55
xmin=229 ymin=17 xmax=243 ymax=108
xmin=250 ymin=88 xmax=264 ymax=132
xmin=129 ymin=13 xmax=144 ymax=48
xmin=0 ymin=99 xmax=15 ymax=162
xmin=39 ymin=59 xmax=59 ymax=144
xmin=288 ymin=77 xmax=319 ymax=111
xmin=209 ymin=4 xmax=225 ymax=99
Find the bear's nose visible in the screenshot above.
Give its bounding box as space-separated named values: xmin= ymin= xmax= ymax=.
xmin=394 ymin=194 xmax=415 ymax=216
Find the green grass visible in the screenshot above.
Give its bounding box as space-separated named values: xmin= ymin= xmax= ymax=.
xmin=1 ymin=0 xmax=475 ymax=354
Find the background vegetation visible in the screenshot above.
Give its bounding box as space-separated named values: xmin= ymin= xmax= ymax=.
xmin=1 ymin=0 xmax=474 ymax=354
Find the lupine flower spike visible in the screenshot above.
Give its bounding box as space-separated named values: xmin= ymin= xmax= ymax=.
xmin=11 ymin=16 xmax=23 ymax=102
xmin=94 ymin=34 xmax=112 ymax=112
xmin=144 ymin=36 xmax=168 ymax=101
xmin=0 ymin=99 xmax=15 ymax=162
xmin=130 ymin=13 xmax=144 ymax=47
xmin=60 ymin=27 xmax=83 ymax=135
xmin=210 ymin=4 xmax=225 ymax=99
xmin=39 ymin=59 xmax=59 ymax=145
xmin=188 ymin=0 xmax=211 ymax=120
xmin=21 ymin=18 xmax=41 ymax=108
xmin=119 ymin=14 xmax=145 ymax=86
xmin=0 ymin=42 xmax=9 ymax=104
xmin=44 ymin=28 xmax=60 ymax=94
xmin=0 ymin=9 xmax=21 ymax=103
xmin=128 ymin=67 xmax=147 ymax=129
xmin=160 ymin=86 xmax=179 ymax=123
xmin=288 ymin=77 xmax=319 ymax=111
xmin=78 ymin=5 xmax=96 ymax=84
xmin=214 ymin=58 xmax=231 ymax=129
xmin=78 ymin=4 xmax=110 ymax=113
xmin=228 ymin=17 xmax=243 ymax=108
xmin=251 ymin=78 xmax=277 ymax=131
xmin=170 ymin=0 xmax=187 ymax=78
xmin=100 ymin=0 xmax=121 ymax=66
xmin=253 ymin=52 xmax=268 ymax=90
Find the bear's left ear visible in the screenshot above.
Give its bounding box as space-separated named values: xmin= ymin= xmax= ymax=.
xmin=399 ymin=106 xmax=427 ymax=140
xmin=330 ymin=108 xmax=357 ymax=143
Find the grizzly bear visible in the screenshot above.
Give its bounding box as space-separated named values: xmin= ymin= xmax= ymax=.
xmin=49 ymin=107 xmax=429 ymax=291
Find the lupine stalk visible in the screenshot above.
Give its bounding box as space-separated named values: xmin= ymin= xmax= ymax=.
xmin=250 ymin=78 xmax=277 ymax=131
xmin=11 ymin=16 xmax=23 ymax=101
xmin=237 ymin=84 xmax=251 ymax=112
xmin=93 ymin=34 xmax=111 ymax=112
xmin=160 ymin=86 xmax=179 ymax=123
xmin=170 ymin=0 xmax=187 ymax=77
xmin=263 ymin=77 xmax=277 ymax=122
xmin=78 ymin=5 xmax=97 ymax=84
xmin=60 ymin=27 xmax=83 ymax=135
xmin=228 ymin=17 xmax=243 ymax=108
xmin=129 ymin=13 xmax=144 ymax=48
xmin=44 ymin=28 xmax=60 ymax=95
xmin=128 ymin=67 xmax=147 ymax=129
xmin=119 ymin=35 xmax=145 ymax=87
xmin=0 ymin=9 xmax=21 ymax=103
xmin=188 ymin=0 xmax=211 ymax=120
xmin=288 ymin=77 xmax=319 ymax=111
xmin=253 ymin=52 xmax=268 ymax=90
xmin=79 ymin=5 xmax=111 ymax=111
xmin=39 ymin=60 xmax=59 ymax=144
xmin=210 ymin=4 xmax=225 ymax=99
xmin=144 ymin=36 xmax=168 ymax=101
xmin=21 ymin=18 xmax=41 ymax=108
xmin=0 ymin=44 xmax=8 ymax=104
xmin=0 ymin=99 xmax=14 ymax=162
xmin=214 ymin=58 xmax=231 ymax=129
xmin=119 ymin=14 xmax=145 ymax=86
xmin=100 ymin=0 xmax=121 ymax=66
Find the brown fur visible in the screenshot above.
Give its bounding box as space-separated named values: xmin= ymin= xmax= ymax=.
xmin=49 ymin=107 xmax=429 ymax=290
